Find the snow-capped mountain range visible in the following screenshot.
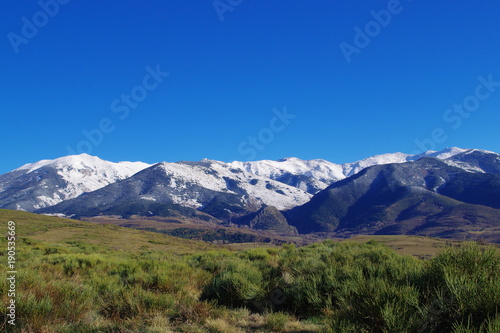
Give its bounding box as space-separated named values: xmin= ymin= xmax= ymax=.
xmin=0 ymin=155 xmax=150 ymax=211
xmin=0 ymin=147 xmax=498 ymax=216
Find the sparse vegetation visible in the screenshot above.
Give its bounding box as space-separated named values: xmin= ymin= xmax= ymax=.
xmin=1 ymin=210 xmax=499 ymax=332
xmin=138 ymin=227 xmax=282 ymax=245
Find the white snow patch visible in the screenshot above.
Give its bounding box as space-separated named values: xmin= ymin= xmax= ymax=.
xmin=230 ymin=158 xmax=344 ymax=190
xmin=443 ymin=160 xmax=486 ymax=173
xmin=158 ymin=160 xmax=313 ymax=210
xmin=42 ymin=213 xmax=67 ymax=218
xmin=427 ymin=147 xmax=468 ymax=160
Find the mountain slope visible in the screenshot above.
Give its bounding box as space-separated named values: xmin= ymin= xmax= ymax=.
xmin=444 ymin=149 xmax=500 ymax=174
xmin=38 ymin=159 xmax=313 ymax=220
xmin=233 ymin=205 xmax=297 ymax=234
xmin=229 ymin=158 xmax=345 ymax=194
xmin=0 ymin=154 xmax=150 ymax=212
xmin=285 ymin=157 xmax=500 ymax=241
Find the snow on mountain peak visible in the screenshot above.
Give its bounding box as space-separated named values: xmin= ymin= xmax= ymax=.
xmin=466 ymin=148 xmax=498 ymax=156
xmin=228 ymin=147 xmax=487 ymax=193
xmin=427 ymin=147 xmax=468 ymax=159
xmin=342 ymin=152 xmax=413 ymax=177
xmin=156 ymin=159 xmax=312 ymax=210
xmin=16 ymin=154 xmax=151 ymax=176
xmin=3 ymin=154 xmax=152 ymax=211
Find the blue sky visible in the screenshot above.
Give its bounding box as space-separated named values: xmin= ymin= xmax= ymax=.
xmin=1 ymin=0 xmax=499 ymax=174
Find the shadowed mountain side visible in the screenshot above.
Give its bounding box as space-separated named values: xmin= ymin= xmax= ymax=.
xmin=446 ymin=150 xmax=500 ymax=174
xmin=37 ymin=163 xmax=249 ymax=220
xmin=233 ymin=206 xmax=298 ymax=234
xmin=285 ymin=158 xmax=500 ymax=241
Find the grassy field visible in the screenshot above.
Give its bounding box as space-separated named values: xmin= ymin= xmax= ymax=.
xmin=82 ymin=215 xmax=471 ymax=257
xmin=83 ymin=215 xmax=311 ymax=246
xmin=6 ymin=211 xmax=465 ymax=256
xmin=343 ymin=235 xmax=466 ymax=259
xmin=1 ymin=210 xmax=499 ymax=332
xmin=0 ymin=210 xmax=215 ymax=254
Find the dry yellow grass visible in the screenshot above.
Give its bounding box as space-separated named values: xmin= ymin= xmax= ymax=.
xmin=0 ymin=209 xmax=216 ymax=254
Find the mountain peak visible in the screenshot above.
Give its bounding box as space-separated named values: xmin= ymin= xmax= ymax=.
xmin=276 ymin=157 xmax=302 ymax=162
xmin=16 ymin=154 xmax=151 ymax=174
xmin=16 ymin=153 xmax=103 ymax=172
xmin=3 ymin=154 xmax=152 ymax=212
xmin=429 ymin=147 xmax=468 ymax=159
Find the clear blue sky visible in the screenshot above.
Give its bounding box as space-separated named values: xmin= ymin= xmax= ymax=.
xmin=1 ymin=0 xmax=499 ymax=174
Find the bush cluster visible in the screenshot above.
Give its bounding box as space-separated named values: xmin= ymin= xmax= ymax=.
xmin=195 ymin=241 xmax=500 ymax=333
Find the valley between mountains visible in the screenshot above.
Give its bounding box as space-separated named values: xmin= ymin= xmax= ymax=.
xmin=1 ymin=147 xmax=499 ymax=243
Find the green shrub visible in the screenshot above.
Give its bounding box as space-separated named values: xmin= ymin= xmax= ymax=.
xmin=416 ymin=243 xmax=500 ymax=332
xmin=265 ymin=311 xmax=290 ymax=332
xmin=190 ymin=250 xmax=233 ymax=273
xmin=202 ymin=258 xmax=266 ymax=307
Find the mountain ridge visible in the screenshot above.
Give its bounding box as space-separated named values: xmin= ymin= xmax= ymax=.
xmin=2 ymin=147 xmax=500 ymax=243
xmin=284 ymin=157 xmax=500 ymax=242
xmin=1 ymin=147 xmax=498 ymax=214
